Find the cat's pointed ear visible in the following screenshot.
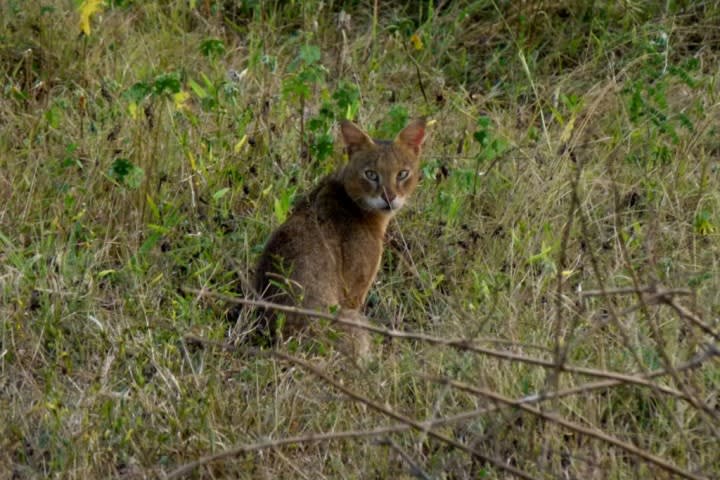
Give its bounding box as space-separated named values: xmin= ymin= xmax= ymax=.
xmin=340 ymin=120 xmax=374 ymax=155
xmin=395 ymin=117 xmax=427 ymax=155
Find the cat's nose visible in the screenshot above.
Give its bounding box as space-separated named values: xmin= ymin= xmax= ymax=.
xmin=382 ymin=191 xmax=396 ymax=207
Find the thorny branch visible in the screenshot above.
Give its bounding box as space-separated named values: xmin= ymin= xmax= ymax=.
xmin=186 ymin=288 xmax=717 ymax=398
xmin=432 ymin=376 xmax=709 ymax=480
xmin=168 ymin=333 xmax=717 ymax=479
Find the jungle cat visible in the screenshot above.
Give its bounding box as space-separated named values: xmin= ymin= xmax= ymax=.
xmin=254 ymin=117 xmax=427 ymax=357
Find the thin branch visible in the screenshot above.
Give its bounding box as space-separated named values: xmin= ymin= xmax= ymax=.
xmin=185 ymin=332 xmax=716 ymax=408
xmin=574 ymin=192 xmax=655 ymax=379
xmin=576 ymin=159 xmax=717 ymax=447
xmin=413 ymin=61 xmax=429 ymax=107
xmin=376 ymin=437 xmax=432 ymax=480
xmin=580 ymin=286 xmax=692 ymax=298
xmin=271 ymin=350 xmax=539 ymax=480
xmin=609 ymin=165 xmax=720 ymax=425
xmin=184 ymin=288 xmax=706 ymax=390
xmin=663 ymin=297 xmax=720 ymax=342
xmin=164 ymin=429 xmax=400 ymax=479
xmin=582 ymin=285 xmax=718 ymax=341
xmin=403 ymin=44 xmax=429 ymax=107
xmin=423 ymin=345 xmax=717 ymax=408
xmin=573 ymin=158 xmax=717 ymax=449
xmin=431 ymin=377 xmax=710 ymax=480
xmin=168 ymin=336 xmax=716 ymax=479
xmin=549 ymin=147 xmax=583 ymax=411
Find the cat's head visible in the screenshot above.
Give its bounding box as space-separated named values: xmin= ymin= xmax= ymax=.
xmin=340 ymin=118 xmax=427 ymax=214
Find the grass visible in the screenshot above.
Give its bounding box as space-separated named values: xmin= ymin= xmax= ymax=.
xmin=1 ymin=0 xmax=719 ymax=478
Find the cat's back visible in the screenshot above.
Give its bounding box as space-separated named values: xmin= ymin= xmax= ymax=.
xmin=253 ymin=173 xmax=386 ymax=297
xmin=253 ymin=175 xmax=350 ymax=292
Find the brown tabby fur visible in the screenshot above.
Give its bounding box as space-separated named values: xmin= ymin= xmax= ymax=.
xmin=254 ymin=118 xmax=427 ymax=357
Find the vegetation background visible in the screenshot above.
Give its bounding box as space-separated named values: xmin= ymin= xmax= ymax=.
xmin=1 ymin=0 xmax=719 ymax=478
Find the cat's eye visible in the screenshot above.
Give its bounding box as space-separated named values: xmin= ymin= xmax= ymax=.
xmin=397 ymin=170 xmax=410 ymax=181
xmin=364 ymin=170 xmax=379 ymax=182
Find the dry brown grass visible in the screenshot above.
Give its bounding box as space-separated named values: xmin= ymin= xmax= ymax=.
xmin=1 ymin=1 xmax=719 ymax=478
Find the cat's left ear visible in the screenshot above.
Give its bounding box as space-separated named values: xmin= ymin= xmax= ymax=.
xmin=394 ymin=117 xmax=427 ymax=155
xmin=340 ymin=120 xmax=375 ymax=156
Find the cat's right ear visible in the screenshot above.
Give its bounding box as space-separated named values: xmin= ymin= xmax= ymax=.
xmin=340 ymin=120 xmax=374 ymax=156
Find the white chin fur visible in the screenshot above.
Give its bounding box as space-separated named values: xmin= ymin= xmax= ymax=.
xmin=363 ymin=196 xmax=405 ymax=212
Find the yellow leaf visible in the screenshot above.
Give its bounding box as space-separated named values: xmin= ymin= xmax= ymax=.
xmin=146 ymin=194 xmax=160 ymax=219
xmin=559 ymin=112 xmax=577 ymax=145
xmin=410 ymin=32 xmax=424 ymax=51
xmin=173 ymin=91 xmax=190 ymax=110
xmin=127 ymin=101 xmax=138 ymax=119
xmin=234 ymin=134 xmax=248 ymax=153
xmin=71 ymin=209 xmax=86 ymax=222
xmin=79 ymin=0 xmax=105 ymax=36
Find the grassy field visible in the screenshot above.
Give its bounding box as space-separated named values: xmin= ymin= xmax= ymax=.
xmin=1 ymin=1 xmax=719 ymax=478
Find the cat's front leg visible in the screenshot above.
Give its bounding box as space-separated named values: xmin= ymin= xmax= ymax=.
xmin=336 ymin=308 xmax=372 ymax=361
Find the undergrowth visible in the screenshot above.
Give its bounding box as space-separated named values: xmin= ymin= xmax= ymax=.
xmin=1 ymin=1 xmax=719 ymax=478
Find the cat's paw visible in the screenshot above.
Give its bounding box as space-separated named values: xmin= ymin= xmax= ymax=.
xmin=337 ymin=309 xmax=373 ymax=362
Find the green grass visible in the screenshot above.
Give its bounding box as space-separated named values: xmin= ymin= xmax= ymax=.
xmin=1 ymin=1 xmax=719 ymax=478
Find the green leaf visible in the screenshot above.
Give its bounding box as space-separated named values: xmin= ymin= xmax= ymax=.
xmin=694 ymin=209 xmax=715 ymax=235
xmin=189 ymin=79 xmax=208 ymax=98
xmin=45 ymin=104 xmax=62 ymax=129
xmin=282 ymin=75 xmax=311 ymax=100
xmin=109 ymin=158 xmax=145 ymax=189
xmin=138 ymin=231 xmax=162 ymax=257
xmin=152 ymin=73 xmax=181 ymax=96
xmin=299 ymin=44 xmax=321 ymax=65
xmin=473 ymin=129 xmax=488 ymax=146
xmin=310 ymin=132 xmax=334 ymax=161
xmin=199 ymin=38 xmax=225 ymax=58
xmin=273 ymin=197 xmax=287 ymax=223
xmin=213 ymin=188 xmax=230 ymax=201
xmin=123 ymin=82 xmax=151 ymax=103
xmin=273 ymin=187 xmax=296 ymax=223
xmin=377 ymin=104 xmax=408 ymax=138
xmin=332 ymin=81 xmax=360 ymax=119
xmin=688 ymin=272 xmax=712 ymax=288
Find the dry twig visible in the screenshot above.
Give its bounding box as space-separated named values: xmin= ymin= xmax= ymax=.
xmin=431 ymin=376 xmax=710 ymax=480
xmin=184 ymin=288 xmax=711 ymax=392
xmin=271 ymin=350 xmax=540 ymax=480
xmin=169 ymin=334 xmax=716 ymax=479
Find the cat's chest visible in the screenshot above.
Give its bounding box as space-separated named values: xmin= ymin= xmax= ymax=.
xmin=338 ymin=222 xmax=385 ymax=304
xmin=310 ymin=184 xmax=388 ymax=303
xmin=340 ymin=224 xmax=383 ymax=268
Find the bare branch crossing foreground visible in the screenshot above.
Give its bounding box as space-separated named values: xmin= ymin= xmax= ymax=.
xmin=168 ymin=333 xmax=715 ymax=478
xmin=167 ymin=289 xmax=719 ymax=479
xmin=187 ymin=288 xmax=717 ymax=398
